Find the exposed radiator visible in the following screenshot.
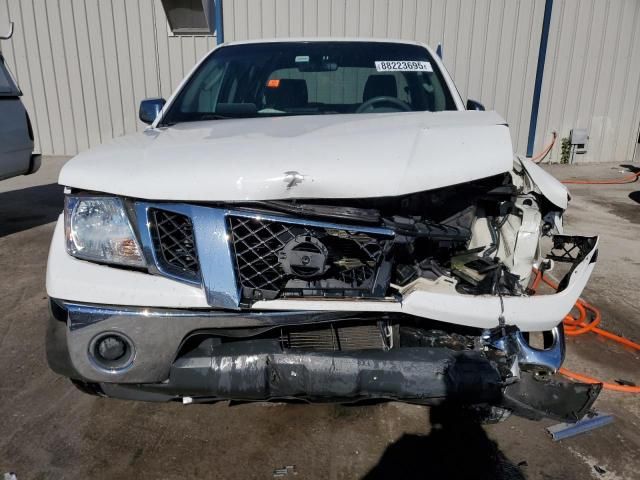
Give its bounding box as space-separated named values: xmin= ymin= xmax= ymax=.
xmin=280 ymin=322 xmax=390 ymax=351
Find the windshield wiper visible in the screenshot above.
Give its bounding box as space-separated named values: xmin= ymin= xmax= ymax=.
xmin=160 ymin=103 xmax=260 ymax=125
xmin=195 ymin=113 xmax=236 ymax=120
xmin=157 ymin=114 xmax=237 ymax=127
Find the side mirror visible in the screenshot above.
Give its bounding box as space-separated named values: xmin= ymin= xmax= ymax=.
xmin=466 ymin=99 xmax=486 ymax=111
xmin=139 ymin=98 xmax=166 ymax=124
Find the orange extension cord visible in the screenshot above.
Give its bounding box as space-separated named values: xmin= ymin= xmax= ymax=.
xmin=530 ymin=270 xmax=640 ymax=393
xmin=561 ymin=170 xmax=640 ymax=185
xmin=532 ymin=132 xmax=640 ymax=184
xmin=532 ymin=131 xmax=558 ymax=163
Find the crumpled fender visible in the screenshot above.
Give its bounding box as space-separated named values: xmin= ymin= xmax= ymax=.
xmin=517 ymin=157 xmax=570 ymax=209
xmin=254 ymin=235 xmax=598 ymax=332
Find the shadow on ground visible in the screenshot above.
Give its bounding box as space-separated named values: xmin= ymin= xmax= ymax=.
xmin=363 ymin=405 xmax=525 ymax=480
xmin=619 ymin=163 xmax=640 ymax=174
xmin=629 ymin=191 xmax=640 ymax=204
xmin=0 ymin=183 xmax=63 ymax=237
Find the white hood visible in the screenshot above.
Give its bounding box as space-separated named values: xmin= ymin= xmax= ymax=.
xmin=59 ymin=110 xmax=513 ymax=201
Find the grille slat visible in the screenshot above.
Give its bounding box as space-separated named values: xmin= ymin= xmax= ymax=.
xmin=150 ymin=209 xmax=200 ymax=282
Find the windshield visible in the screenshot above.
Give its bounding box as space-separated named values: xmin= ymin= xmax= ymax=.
xmin=161 ymin=41 xmax=457 ymax=125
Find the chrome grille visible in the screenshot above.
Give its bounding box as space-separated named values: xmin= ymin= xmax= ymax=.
xmin=150 ymin=209 xmax=200 ymax=281
xmin=228 ymin=215 xmax=387 ymax=301
xmin=228 ymin=216 xmax=308 ymax=293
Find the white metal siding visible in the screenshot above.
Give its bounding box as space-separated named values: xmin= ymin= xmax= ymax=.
xmin=1 ymin=0 xmax=639 ymax=162
xmin=536 ymin=0 xmax=640 ymax=163
xmin=0 ymin=0 xmax=217 ymax=155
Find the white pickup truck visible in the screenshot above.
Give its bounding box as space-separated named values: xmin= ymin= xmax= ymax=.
xmin=46 ymin=38 xmax=600 ymax=421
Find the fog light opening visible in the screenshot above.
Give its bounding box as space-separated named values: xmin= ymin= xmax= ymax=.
xmin=522 ymin=330 xmax=556 ymax=351
xmin=89 ymin=332 xmax=135 ymax=372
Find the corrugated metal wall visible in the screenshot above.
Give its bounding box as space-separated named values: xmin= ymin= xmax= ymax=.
xmin=1 ymin=0 xmax=639 ymax=162
xmin=0 ymin=0 xmax=217 ymax=155
xmin=536 ymin=0 xmax=640 ymax=163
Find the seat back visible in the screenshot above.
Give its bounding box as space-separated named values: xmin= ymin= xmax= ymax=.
xmin=265 ymin=79 xmax=309 ymax=109
xmin=363 ymin=75 xmax=398 ymax=101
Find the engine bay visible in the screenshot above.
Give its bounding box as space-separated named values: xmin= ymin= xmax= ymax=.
xmin=229 ymin=170 xmax=562 ymax=304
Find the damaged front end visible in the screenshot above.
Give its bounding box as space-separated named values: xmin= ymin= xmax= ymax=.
xmin=49 ymin=158 xmax=601 ymax=421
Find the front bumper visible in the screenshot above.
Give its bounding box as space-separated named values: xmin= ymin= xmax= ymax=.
xmin=48 ymin=299 xmax=357 ymax=383
xmin=47 ymin=299 xmax=501 ymax=401
xmin=47 ymin=299 xmax=601 ymax=421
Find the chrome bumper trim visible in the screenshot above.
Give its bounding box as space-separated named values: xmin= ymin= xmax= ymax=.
xmin=515 ymin=326 xmax=565 ymax=372
xmin=485 ymin=324 xmax=565 ymax=373
xmin=63 ymin=300 xmax=346 ymax=331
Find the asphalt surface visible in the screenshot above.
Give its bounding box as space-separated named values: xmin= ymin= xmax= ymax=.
xmin=0 ymin=158 xmax=639 ymax=479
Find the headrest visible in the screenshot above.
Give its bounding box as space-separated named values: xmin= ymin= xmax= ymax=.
xmin=363 ymin=75 xmax=398 ymax=101
xmin=265 ymin=79 xmax=308 ymax=109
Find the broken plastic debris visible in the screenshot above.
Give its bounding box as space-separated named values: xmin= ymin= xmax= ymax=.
xmin=614 ymin=379 xmax=636 ymax=387
xmin=273 ymin=465 xmax=297 ymax=477
xmin=593 ymin=465 xmax=606 ymax=475
xmin=546 ymin=411 xmax=613 ymax=441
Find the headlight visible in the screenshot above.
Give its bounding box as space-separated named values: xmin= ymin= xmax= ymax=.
xmin=64 ymin=196 xmax=146 ymax=267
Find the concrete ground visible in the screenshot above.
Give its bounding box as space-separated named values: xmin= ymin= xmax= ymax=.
xmin=0 ymin=158 xmax=638 ymax=479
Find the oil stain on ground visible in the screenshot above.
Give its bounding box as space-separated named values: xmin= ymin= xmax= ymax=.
xmin=590 ymin=196 xmax=640 ymax=225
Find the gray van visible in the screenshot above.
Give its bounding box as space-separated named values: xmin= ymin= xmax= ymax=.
xmin=0 ymin=50 xmax=39 ymax=181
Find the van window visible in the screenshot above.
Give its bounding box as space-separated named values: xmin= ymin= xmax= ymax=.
xmin=0 ymin=55 xmax=21 ymax=97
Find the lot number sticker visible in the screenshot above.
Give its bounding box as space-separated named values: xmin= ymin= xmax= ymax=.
xmin=375 ymin=61 xmax=433 ymax=72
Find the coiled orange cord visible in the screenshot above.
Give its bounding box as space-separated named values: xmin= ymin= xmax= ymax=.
xmin=526 ymin=137 xmax=639 ymax=391
xmin=530 ymin=270 xmax=640 ymax=392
